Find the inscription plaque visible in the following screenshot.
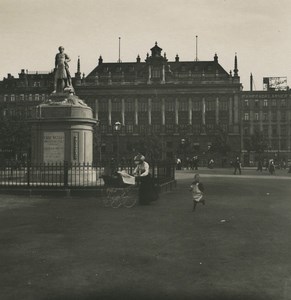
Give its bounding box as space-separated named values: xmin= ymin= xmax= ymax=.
xmin=43 ymin=132 xmax=65 ymax=162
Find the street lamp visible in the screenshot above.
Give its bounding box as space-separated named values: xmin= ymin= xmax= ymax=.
xmin=114 ymin=121 xmax=122 ymax=167
xmin=181 ymin=138 xmax=186 ymax=168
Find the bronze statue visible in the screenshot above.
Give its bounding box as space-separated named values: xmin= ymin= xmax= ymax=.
xmin=53 ymin=46 xmax=72 ymax=93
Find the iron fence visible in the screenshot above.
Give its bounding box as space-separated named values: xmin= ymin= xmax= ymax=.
xmin=0 ymin=161 xmax=175 ymax=189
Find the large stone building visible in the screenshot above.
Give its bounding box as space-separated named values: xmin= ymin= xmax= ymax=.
xmin=1 ymin=42 xmax=290 ymax=166
xmin=76 ymin=42 xmax=242 ymax=163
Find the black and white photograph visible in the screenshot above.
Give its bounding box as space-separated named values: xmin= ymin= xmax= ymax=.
xmin=0 ymin=0 xmax=291 ymax=299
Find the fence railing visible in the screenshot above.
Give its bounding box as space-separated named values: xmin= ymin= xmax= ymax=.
xmin=0 ymin=161 xmax=176 ymax=189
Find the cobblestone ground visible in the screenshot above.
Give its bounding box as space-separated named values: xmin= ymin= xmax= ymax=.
xmin=0 ymin=168 xmax=291 ymax=300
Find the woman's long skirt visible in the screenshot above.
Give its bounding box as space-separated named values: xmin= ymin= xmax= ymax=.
xmin=138 ymin=175 xmax=158 ymax=205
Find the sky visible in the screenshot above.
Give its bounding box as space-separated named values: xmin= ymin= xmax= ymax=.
xmin=0 ymin=0 xmax=291 ymax=91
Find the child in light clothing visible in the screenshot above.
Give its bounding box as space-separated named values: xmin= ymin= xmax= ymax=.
xmin=189 ymin=174 xmax=205 ymax=211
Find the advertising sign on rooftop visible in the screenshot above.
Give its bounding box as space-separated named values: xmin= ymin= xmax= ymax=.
xmin=263 ymin=77 xmax=288 ymax=91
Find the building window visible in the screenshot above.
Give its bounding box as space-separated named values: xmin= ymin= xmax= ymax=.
xmin=205 ymin=100 xmax=215 ymax=111
xmin=165 ymin=124 xmax=174 ymax=133
xmin=138 ymin=100 xmax=148 ymax=112
xmin=165 ymin=100 xmax=175 ymax=112
xmin=29 ymin=94 xmax=33 ymax=101
xmin=125 ymin=125 xmax=133 ymax=133
xmin=244 ymin=99 xmax=249 ymax=107
xmin=151 ymin=99 xmax=161 ymax=111
xmin=219 ymin=100 xmax=228 ymax=111
xmin=244 ymin=113 xmax=249 ymax=121
xmin=35 ymin=94 xmax=39 ymax=101
xmin=99 ymin=100 xmax=108 ymax=112
xmin=272 ymin=126 xmax=277 ymax=135
xmin=152 ymin=68 xmax=161 ymax=78
xmin=254 ymin=113 xmax=259 ymax=121
xmin=112 ymin=99 xmax=122 ymax=111
xmin=254 ymin=99 xmax=259 ymax=107
xmin=244 ymin=127 xmax=249 ymax=135
xmin=192 ymin=100 xmax=201 ymax=111
xmin=263 ymin=99 xmax=268 ymax=107
xmin=263 ymin=113 xmax=268 ymax=121
xmin=125 ymin=100 xmax=134 ymax=112
xmin=271 ymin=112 xmax=277 ymax=121
xmin=179 ymin=99 xmax=188 ymax=111
xmin=11 ymin=94 xmax=15 ymax=102
xmin=280 ymin=125 xmax=286 ymax=136
xmin=20 ymin=94 xmax=24 ymax=101
xmin=281 ymin=140 xmax=287 ymax=150
xmin=4 ymin=95 xmax=8 ymax=102
xmin=272 ymin=99 xmax=277 ymax=107
xmin=281 ymin=99 xmax=286 ymax=107
xmin=152 ymin=124 xmax=161 ymax=133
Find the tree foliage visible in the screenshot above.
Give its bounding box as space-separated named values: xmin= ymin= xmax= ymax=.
xmin=210 ymin=126 xmax=231 ymax=155
xmin=0 ymin=116 xmax=31 ymax=161
xmin=245 ymin=130 xmax=267 ymax=154
xmin=134 ymin=134 xmax=163 ymax=161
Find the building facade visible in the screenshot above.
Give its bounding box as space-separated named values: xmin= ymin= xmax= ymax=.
xmin=76 ymin=42 xmax=242 ymax=164
xmin=1 ymin=42 xmax=290 ymax=166
xmin=241 ymin=91 xmax=291 ymax=166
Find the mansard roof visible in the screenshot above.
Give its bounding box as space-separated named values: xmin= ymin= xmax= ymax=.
xmin=86 ymin=59 xmax=231 ymax=83
xmin=84 ymin=42 xmax=237 ymax=85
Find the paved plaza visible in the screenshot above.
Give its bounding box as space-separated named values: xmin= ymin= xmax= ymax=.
xmin=0 ymin=168 xmax=291 ymax=300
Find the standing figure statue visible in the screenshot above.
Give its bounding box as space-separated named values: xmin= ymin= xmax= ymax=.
xmin=53 ymin=46 xmax=72 ymax=93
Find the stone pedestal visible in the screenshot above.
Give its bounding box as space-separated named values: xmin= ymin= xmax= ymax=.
xmin=30 ymin=91 xmax=97 ymax=184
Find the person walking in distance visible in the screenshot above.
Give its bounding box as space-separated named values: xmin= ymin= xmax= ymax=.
xmin=233 ymin=156 xmax=242 ymax=175
xmin=189 ymin=174 xmax=205 ymax=212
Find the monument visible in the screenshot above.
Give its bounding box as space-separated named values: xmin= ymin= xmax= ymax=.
xmin=30 ymin=47 xmax=97 ymax=185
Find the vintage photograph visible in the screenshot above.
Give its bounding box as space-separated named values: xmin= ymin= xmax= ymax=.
xmin=0 ymin=0 xmax=291 ymax=299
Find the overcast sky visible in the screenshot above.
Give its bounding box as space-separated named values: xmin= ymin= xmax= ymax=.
xmin=0 ymin=0 xmax=291 ymax=90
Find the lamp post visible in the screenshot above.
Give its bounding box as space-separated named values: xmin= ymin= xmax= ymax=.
xmin=114 ymin=121 xmax=122 ymax=168
xmin=181 ymin=138 xmax=186 ymax=168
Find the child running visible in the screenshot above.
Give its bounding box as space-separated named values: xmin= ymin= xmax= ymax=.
xmin=189 ymin=173 xmax=205 ymax=211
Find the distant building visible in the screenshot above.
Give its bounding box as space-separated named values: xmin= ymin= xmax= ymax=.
xmin=241 ymin=90 xmax=291 ymax=166
xmin=76 ymin=42 xmax=242 ymax=163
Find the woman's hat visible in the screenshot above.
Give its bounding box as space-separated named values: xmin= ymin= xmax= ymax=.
xmin=134 ymin=154 xmax=145 ymax=162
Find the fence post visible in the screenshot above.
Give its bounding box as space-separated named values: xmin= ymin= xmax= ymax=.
xmin=64 ymin=161 xmax=68 ymax=188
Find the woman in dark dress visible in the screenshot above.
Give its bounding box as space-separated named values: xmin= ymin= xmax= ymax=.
xmin=133 ymin=154 xmax=157 ymax=205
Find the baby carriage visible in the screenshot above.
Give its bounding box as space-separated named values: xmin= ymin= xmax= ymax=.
xmin=101 ymin=171 xmax=137 ymax=208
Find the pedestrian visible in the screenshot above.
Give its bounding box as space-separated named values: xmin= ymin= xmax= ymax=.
xmin=208 ymin=158 xmax=214 ymax=169
xmin=176 ymin=158 xmax=182 ymax=170
xmin=133 ymin=154 xmax=158 ymax=205
xmin=189 ymin=173 xmax=205 ymax=212
xmin=257 ymin=160 xmax=263 ymax=172
xmin=268 ymin=159 xmax=275 ymax=175
xmin=233 ymin=156 xmax=242 ymax=175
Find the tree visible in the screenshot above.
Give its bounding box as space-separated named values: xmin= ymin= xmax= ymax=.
xmin=211 ymin=126 xmax=231 ymax=156
xmin=134 ymin=134 xmax=163 ymax=161
xmin=245 ymin=130 xmax=268 ymax=156
xmin=0 ymin=116 xmax=31 ymax=162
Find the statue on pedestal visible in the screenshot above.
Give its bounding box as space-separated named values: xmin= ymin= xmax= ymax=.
xmin=49 ymin=46 xmax=87 ymax=106
xmin=53 ymin=46 xmax=74 ymax=93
